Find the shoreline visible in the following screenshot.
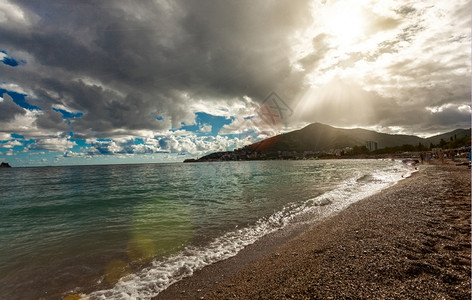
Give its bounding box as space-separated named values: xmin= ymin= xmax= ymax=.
xmin=154 ymin=164 xmax=470 ymax=299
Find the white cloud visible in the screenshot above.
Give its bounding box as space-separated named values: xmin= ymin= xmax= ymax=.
xmin=0 ymin=83 xmax=29 ymax=95
xmin=86 ymin=140 xmax=122 ymax=155
xmin=426 ymin=104 xmax=471 ymax=114
xmin=200 ymin=124 xmax=212 ymax=133
xmin=0 ymin=133 xmax=11 ymax=140
xmin=0 ymin=139 xmax=22 ymax=148
xmin=32 ymin=137 xmax=76 ymax=152
xmin=167 ymin=129 xmax=194 ymax=136
xmin=76 ymin=134 xmax=250 ymax=157
xmin=458 ymin=105 xmax=471 ymax=114
xmin=0 ymin=107 xmax=72 ymax=139
xmin=63 ymin=151 xmax=90 ymax=158
xmin=0 ymin=0 xmax=27 ymax=24
xmin=0 ymin=109 xmax=37 ymax=132
xmin=51 ymin=104 xmax=82 ymax=114
xmin=190 ymin=97 xmax=257 ymax=118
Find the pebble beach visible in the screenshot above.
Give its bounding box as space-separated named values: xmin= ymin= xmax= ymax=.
xmin=156 ymin=163 xmax=471 ymax=299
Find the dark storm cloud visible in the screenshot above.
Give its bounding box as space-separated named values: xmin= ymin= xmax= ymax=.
xmin=1 ymin=0 xmax=312 ymax=140
xmin=0 ymin=93 xmax=26 ymax=122
xmin=428 ymin=106 xmax=471 ymax=127
xmin=34 ymin=108 xmax=69 ymax=132
xmin=31 ymin=79 xmax=172 ymax=137
xmin=298 ymin=33 xmax=331 ymax=71
xmin=1 ymin=0 xmax=470 ymax=150
xmin=395 ymin=6 xmax=416 ymax=16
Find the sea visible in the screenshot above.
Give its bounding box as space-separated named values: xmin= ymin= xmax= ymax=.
xmin=0 ymin=159 xmax=414 ymax=299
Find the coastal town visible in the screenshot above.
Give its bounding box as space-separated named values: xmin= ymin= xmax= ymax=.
xmin=185 ymin=141 xmax=471 ymax=164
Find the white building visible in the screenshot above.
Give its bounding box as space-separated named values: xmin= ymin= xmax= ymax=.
xmin=365 ymin=141 xmax=378 ymax=151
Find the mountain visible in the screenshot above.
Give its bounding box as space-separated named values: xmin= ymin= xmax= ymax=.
xmin=244 ymin=123 xmax=471 ymax=153
xmin=186 ymin=123 xmax=470 ymax=162
xmin=424 ymin=128 xmax=471 ymax=146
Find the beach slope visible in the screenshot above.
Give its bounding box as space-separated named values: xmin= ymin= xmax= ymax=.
xmin=157 ymin=164 xmax=471 ymax=299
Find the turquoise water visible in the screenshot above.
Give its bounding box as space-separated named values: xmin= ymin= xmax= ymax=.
xmin=0 ymin=160 xmax=412 ymax=299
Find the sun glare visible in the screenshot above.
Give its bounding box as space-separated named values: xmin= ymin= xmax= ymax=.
xmin=324 ymin=4 xmax=366 ymax=46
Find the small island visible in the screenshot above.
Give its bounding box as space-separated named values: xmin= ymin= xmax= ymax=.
xmin=0 ymin=162 xmax=12 ymax=168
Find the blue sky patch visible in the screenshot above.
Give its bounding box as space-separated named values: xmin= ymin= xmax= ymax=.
xmin=177 ymin=112 xmax=234 ymax=136
xmin=134 ymin=138 xmax=145 ymax=144
xmin=2 ymin=57 xmax=19 ymax=67
xmin=195 ymin=112 xmax=234 ymax=134
xmin=178 ymin=123 xmax=199 ymax=132
xmin=52 ymin=107 xmax=83 ymax=119
xmin=1 ymin=50 xmax=19 ymax=67
xmin=11 ymin=133 xmax=25 ymax=139
xmin=0 ymin=89 xmax=40 ymax=110
xmin=70 ymin=138 xmax=88 ymax=147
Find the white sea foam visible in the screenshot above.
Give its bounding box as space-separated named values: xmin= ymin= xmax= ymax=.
xmin=87 ymin=161 xmax=411 ymax=300
xmin=88 ymin=212 xmax=285 ymax=299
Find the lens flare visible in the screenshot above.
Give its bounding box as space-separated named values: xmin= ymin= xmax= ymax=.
xmin=104 ymin=260 xmax=131 ymax=286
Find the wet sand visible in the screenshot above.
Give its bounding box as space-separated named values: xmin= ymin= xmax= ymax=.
xmin=155 ymin=164 xmax=471 ymax=299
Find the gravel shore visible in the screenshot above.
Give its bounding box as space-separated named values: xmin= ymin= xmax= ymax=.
xmin=156 ymin=163 xmax=471 ymax=299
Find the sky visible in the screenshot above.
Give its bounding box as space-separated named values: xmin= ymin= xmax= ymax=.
xmin=0 ymin=0 xmax=470 ymax=167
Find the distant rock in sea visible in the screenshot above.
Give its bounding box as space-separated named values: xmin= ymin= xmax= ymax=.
xmin=1 ymin=162 xmax=12 ymax=168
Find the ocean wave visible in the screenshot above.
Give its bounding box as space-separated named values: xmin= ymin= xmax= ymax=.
xmin=86 ymin=161 xmax=411 ymax=299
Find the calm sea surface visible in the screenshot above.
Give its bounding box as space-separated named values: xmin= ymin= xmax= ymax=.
xmin=0 ymin=160 xmax=412 ymax=299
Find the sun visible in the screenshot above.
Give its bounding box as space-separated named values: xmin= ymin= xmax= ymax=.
xmin=323 ymin=4 xmax=366 ymax=46
xmin=289 ymin=1 xmax=369 ymax=68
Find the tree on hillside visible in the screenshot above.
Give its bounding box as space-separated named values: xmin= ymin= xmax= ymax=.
xmin=351 ymin=145 xmax=369 ymax=155
xmin=439 ymin=139 xmax=447 ymax=148
xmin=418 ymin=142 xmax=427 ymax=151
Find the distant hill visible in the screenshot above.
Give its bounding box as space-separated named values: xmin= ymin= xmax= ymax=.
xmin=245 ymin=123 xmax=470 ymax=153
xmin=424 ymin=128 xmax=471 ymax=146
xmin=186 ymin=123 xmax=471 ymax=162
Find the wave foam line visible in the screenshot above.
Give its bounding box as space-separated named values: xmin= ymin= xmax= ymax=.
xmin=87 ymin=162 xmax=411 ymax=299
